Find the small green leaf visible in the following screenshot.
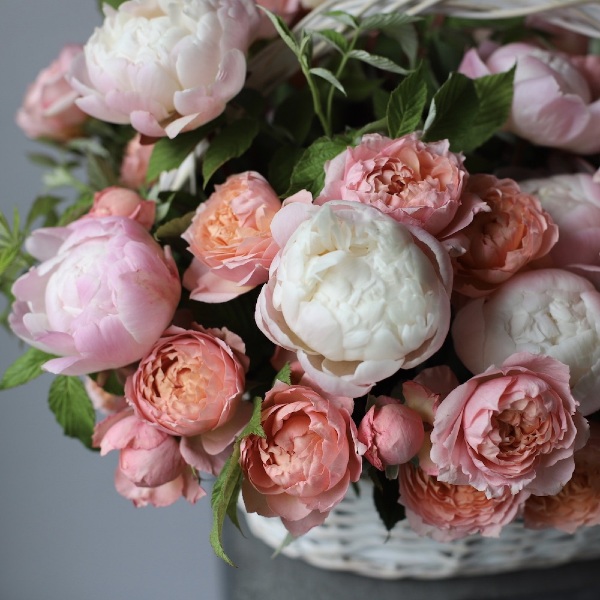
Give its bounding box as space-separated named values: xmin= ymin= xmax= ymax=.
xmin=0 ymin=348 xmax=54 ymax=390
xmin=268 ymin=145 xmax=305 ymax=196
xmin=348 ymin=50 xmax=408 ymax=75
xmin=359 ymin=13 xmax=418 ymax=32
xmin=323 ymin=10 xmax=359 ymax=29
xmin=154 ymin=211 xmax=195 ymax=240
xmin=201 ymin=117 xmax=260 ymax=186
xmin=258 ymin=7 xmax=299 ymax=54
xmin=387 ymin=65 xmax=428 ymax=138
xmin=273 ymin=89 xmax=315 ymax=145
xmin=25 ymin=195 xmax=62 ymax=229
xmin=48 ymin=375 xmax=96 ymax=449
xmin=56 ymin=193 xmax=94 ymax=225
xmin=98 ymin=0 xmax=128 ymax=10
xmin=309 ymin=68 xmax=346 ymax=96
xmin=0 ymin=246 xmax=21 ymax=277
xmin=27 ymin=153 xmax=60 ymax=168
xmin=240 ymin=396 xmax=266 ymax=440
xmin=313 ymin=29 xmax=349 ymax=53
xmin=86 ymin=152 xmax=119 ymax=190
xmin=274 ymin=363 xmax=292 ymax=386
xmin=370 ymin=466 xmax=405 ymax=532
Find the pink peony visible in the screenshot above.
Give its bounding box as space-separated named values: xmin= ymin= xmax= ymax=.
xmin=459 ymin=42 xmax=600 ymax=154
xmin=119 ymin=134 xmax=155 ymax=189
xmin=93 ymin=408 xmax=205 ymax=507
xmin=452 ymin=268 xmax=600 ymax=416
xmin=9 ymin=216 xmax=180 ymax=376
xmin=316 ymin=133 xmax=475 ymax=237
xmin=16 ymin=44 xmax=88 ymax=142
xmin=240 ymin=381 xmax=363 ymax=536
xmin=182 ymin=171 xmax=281 ymax=302
xmin=430 ymin=353 xmax=589 ymax=498
xmin=255 ymin=198 xmax=453 ymax=398
xmin=69 ymin=0 xmax=260 ymax=138
xmin=85 ymin=187 xmax=156 ymax=230
xmin=524 ymin=423 xmax=600 ymax=534
xmin=358 ymin=396 xmax=424 ymax=470
xmin=399 ymin=462 xmax=529 ymax=542
xmin=452 ymin=174 xmax=557 ymax=298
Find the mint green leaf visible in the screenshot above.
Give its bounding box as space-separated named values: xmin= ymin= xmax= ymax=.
xmin=48 ymin=375 xmax=96 ymax=448
xmin=258 ymin=7 xmax=299 ymax=54
xmin=146 ymin=122 xmax=218 ymax=183
xmin=0 ymin=348 xmax=54 ymax=390
xmin=323 ymin=10 xmax=359 ymax=29
xmin=286 ymin=136 xmax=349 ymax=197
xmin=309 ymin=67 xmax=346 ymax=95
xmin=348 ymin=50 xmax=408 ymax=75
xmin=202 ymin=117 xmax=260 ymax=186
xmin=313 ymin=29 xmax=349 ymax=53
xmin=387 ymin=65 xmax=427 ymax=138
xmin=274 ymin=363 xmax=292 ymax=386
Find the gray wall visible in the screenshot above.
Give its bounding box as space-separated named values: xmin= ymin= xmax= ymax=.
xmin=0 ymin=3 xmax=224 ymax=599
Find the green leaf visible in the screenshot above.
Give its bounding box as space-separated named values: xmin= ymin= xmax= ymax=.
xmin=323 ymin=10 xmax=359 ymax=29
xmin=25 ymin=195 xmax=62 ymax=229
xmin=98 ymin=0 xmax=128 ymax=10
xmin=309 ymin=68 xmax=346 ymax=96
xmin=258 ymin=7 xmax=299 ymax=54
xmin=146 ymin=124 xmax=215 ymax=184
xmin=48 ymin=375 xmax=96 ymax=448
xmin=154 ymin=211 xmax=195 ymax=240
xmin=422 ymin=72 xmax=479 ymax=149
xmin=268 ymin=145 xmax=305 ymax=196
xmin=202 ymin=117 xmax=260 ymax=186
xmin=274 ymin=363 xmax=292 ymax=386
xmin=56 ymin=193 xmax=94 ymax=226
xmin=273 ymin=89 xmax=315 ymax=145
xmin=359 ymin=13 xmax=418 ymax=32
xmin=240 ymin=396 xmax=266 ymax=440
xmin=27 ymin=152 xmax=60 ymax=168
xmin=348 ymin=50 xmax=408 ymax=75
xmin=369 ymin=467 xmax=405 ymax=532
xmin=387 ymin=65 xmax=428 ymax=138
xmin=0 ymin=246 xmax=21 ymax=278
xmin=86 ymin=152 xmax=118 ymax=190
xmin=313 ymin=29 xmax=349 ymax=53
xmin=286 ymin=136 xmax=349 ymax=197
xmin=0 ymin=348 xmax=54 ymax=390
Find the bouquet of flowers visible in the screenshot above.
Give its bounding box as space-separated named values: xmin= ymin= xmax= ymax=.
xmin=3 ymin=0 xmax=600 ymax=572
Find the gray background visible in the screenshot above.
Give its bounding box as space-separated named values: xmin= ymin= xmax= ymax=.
xmin=0 ymin=3 xmax=224 ymax=599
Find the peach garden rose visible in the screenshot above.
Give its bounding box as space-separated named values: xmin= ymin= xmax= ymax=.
xmin=85 ymin=187 xmax=156 ymax=230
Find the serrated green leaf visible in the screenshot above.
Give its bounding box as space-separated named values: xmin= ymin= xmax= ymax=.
xmin=348 ymin=50 xmax=408 ymax=75
xmin=146 ymin=123 xmax=216 ymax=184
xmin=258 ymin=7 xmax=299 ymax=54
xmin=154 ymin=211 xmax=194 ymax=240
xmin=309 ymin=67 xmax=346 ymax=95
xmin=286 ymin=136 xmax=349 ymax=197
xmin=359 ymin=13 xmax=418 ymax=32
xmin=274 ymin=363 xmax=292 ymax=386
xmin=387 ymin=65 xmax=427 ymax=138
xmin=324 ymin=10 xmax=359 ymax=29
xmin=201 ymin=117 xmax=260 ymax=186
xmin=0 ymin=348 xmax=54 ymax=390
xmin=48 ymin=375 xmax=96 ymax=448
xmin=313 ymin=29 xmax=349 ymax=53
xmin=240 ymin=396 xmax=265 ymax=440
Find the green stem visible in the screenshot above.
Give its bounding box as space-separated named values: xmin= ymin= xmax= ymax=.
xmin=301 ymin=60 xmax=332 ymax=138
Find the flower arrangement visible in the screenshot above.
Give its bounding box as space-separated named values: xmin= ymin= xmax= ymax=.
xmin=3 ymin=0 xmax=600 ymax=573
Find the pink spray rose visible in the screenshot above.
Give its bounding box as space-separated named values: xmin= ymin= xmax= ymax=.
xmin=8 ymin=216 xmax=180 ymax=376
xmin=240 ymin=381 xmax=363 ymax=536
xmin=520 ymin=173 xmax=600 ymax=288
xmin=316 ymin=133 xmax=477 ymax=237
xmin=93 ymin=408 xmax=205 ymax=507
xmin=459 ymin=42 xmax=600 ymax=154
xmin=452 ymin=174 xmax=558 ymax=298
xmin=399 ymin=462 xmax=529 ymax=542
xmin=452 ymin=268 xmax=600 ymax=416
xmin=69 ymin=0 xmax=260 ymax=138
xmin=430 ymin=353 xmax=589 ymax=498
xmin=119 ymin=134 xmax=155 ymax=189
xmin=85 ymin=187 xmax=156 ymax=230
xmin=524 ymin=423 xmax=600 ymax=534
xmin=358 ymin=396 xmax=424 ymax=470
xmin=182 ymin=171 xmax=281 ymax=302
xmin=255 ymin=198 xmax=453 ymax=398
xmin=16 ymin=44 xmax=88 ymax=142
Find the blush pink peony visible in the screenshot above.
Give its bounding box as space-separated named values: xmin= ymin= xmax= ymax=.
xmin=16 ymin=44 xmax=88 ymax=142
xmin=430 ymin=353 xmax=589 ymax=498
xmin=69 ymin=0 xmax=260 ymax=138
xmin=452 ymin=174 xmax=558 ymax=298
xmin=524 ymin=423 xmax=600 ymax=534
xmin=9 ymin=216 xmax=180 ymax=376
xmin=316 ymin=133 xmax=475 ymax=237
xmin=85 ymin=187 xmax=156 ymax=230
xmin=399 ymin=462 xmax=529 ymax=542
xmin=119 ymin=134 xmax=155 ymax=189
xmin=240 ymin=381 xmax=363 ymax=536
xmin=255 ymin=198 xmax=453 ymax=398
xmin=182 ymin=171 xmax=281 ymax=302
xmin=93 ymin=408 xmax=205 ymax=507
xmin=459 ymin=42 xmax=600 ymax=154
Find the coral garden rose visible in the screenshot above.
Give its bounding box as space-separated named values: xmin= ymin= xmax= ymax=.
xmin=9 ymin=216 xmax=180 ymax=376
xmin=240 ymin=381 xmax=363 ymax=536
xmin=524 ymin=424 xmax=600 ymax=533
xmin=69 ymin=0 xmax=260 ymax=138
xmin=358 ymin=396 xmax=424 ymax=470
xmin=316 ymin=133 xmax=475 ymax=237
xmin=399 ymin=462 xmax=529 ymax=542
xmin=452 ymin=268 xmax=600 ymax=415
xmin=85 ymin=187 xmax=156 ymax=230
xmin=16 ymin=44 xmax=88 ymax=142
xmin=459 ymin=42 xmax=600 ymax=154
xmin=520 ymin=173 xmax=600 ymax=287
xmin=119 ymin=134 xmax=155 ymax=189
xmin=93 ymin=408 xmax=205 ymax=507
xmin=452 ymin=174 xmax=557 ymax=298
xmin=126 ymin=324 xmax=248 ymax=437
xmin=430 ymin=353 xmax=589 ymax=498
xmin=255 ymin=198 xmax=453 ymax=398
xmin=182 ymin=171 xmax=281 ymax=302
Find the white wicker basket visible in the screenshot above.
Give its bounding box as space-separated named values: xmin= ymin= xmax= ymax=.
xmin=242 ymin=479 xmax=600 ymax=580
